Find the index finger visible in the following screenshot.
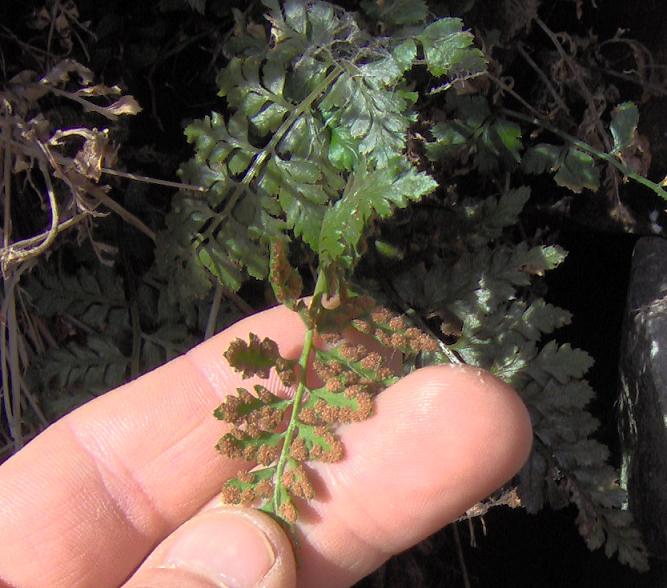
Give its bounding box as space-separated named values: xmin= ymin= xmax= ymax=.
xmin=0 ymin=305 xmax=305 ymax=588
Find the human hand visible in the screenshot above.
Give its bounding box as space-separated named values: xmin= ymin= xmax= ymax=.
xmin=0 ymin=305 xmax=532 ymax=588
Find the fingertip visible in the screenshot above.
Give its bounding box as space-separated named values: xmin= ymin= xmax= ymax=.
xmin=422 ymin=364 xmax=534 ymax=488
xmin=375 ymin=364 xmax=533 ymax=508
xmin=125 ymin=507 xmax=297 ymax=588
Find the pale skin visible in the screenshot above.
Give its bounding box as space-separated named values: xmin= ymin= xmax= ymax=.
xmin=0 ymin=305 xmax=533 ymax=588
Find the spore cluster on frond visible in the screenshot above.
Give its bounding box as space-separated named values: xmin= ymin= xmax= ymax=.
xmin=214 ymin=295 xmax=440 ymax=523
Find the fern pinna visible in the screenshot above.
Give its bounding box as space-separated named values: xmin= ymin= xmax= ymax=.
xmin=167 ymin=0 xmax=648 ymax=571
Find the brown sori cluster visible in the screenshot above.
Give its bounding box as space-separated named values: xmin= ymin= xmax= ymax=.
xmin=223 ymin=333 xmax=280 ymax=379
xmin=215 ymin=387 xmax=286 ymax=498
xmin=279 ymin=500 xmax=298 ymax=524
xmin=320 ymin=386 xmax=372 ymax=423
xmin=224 ymin=335 xmax=297 ymax=387
xmin=216 ymin=298 xmax=440 ymax=525
xmin=320 ymin=340 xmax=394 ymax=383
xmin=282 ymin=463 xmax=315 ymax=499
xmin=274 ymin=358 xmax=297 ymax=387
xmin=298 ymin=337 xmax=396 ymax=427
xmin=288 ymin=428 xmax=344 ymax=462
xmin=352 ymin=306 xmax=440 ymax=355
xmin=299 ymin=385 xmax=374 ymax=425
xmin=269 ymin=239 xmax=303 ymax=306
xmin=221 ymin=471 xmax=274 ymax=505
xmin=215 ymin=385 xmax=286 ymax=431
xmin=216 ymin=426 xmax=282 ymax=465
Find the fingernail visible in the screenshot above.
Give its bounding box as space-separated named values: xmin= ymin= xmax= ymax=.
xmin=160 ymin=511 xmax=276 ymax=588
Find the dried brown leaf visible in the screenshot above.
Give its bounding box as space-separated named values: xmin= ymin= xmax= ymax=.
xmin=41 ymin=59 xmax=93 ymax=87
xmin=75 ymin=84 xmax=122 ymax=98
xmin=105 ymin=96 xmax=142 ymax=117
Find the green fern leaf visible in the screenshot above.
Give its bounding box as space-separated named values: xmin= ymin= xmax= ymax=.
xmin=417 ymin=18 xmax=486 ymax=79
xmin=360 ymin=0 xmax=429 ymax=26
xmin=526 ymin=341 xmax=594 ymax=385
xmin=610 ymin=101 xmax=639 ymax=154
xmin=217 ymin=57 xmax=290 ymax=135
xmin=319 ymin=162 xmax=437 ymax=267
xmin=260 ymin=158 xmax=332 ymax=250
xmin=514 ymin=299 xmax=573 ymax=339
xmin=37 ymin=337 xmax=129 ymax=395
xmin=166 ymin=2 xmax=488 ymax=297
xmin=553 ymin=148 xmax=600 ymax=193
xmin=523 ymin=143 xmax=600 ymax=193
xmin=426 ymin=95 xmax=523 ymax=172
xmin=317 ymin=62 xmax=416 ymax=168
xmin=24 ymin=266 xmax=127 ymax=332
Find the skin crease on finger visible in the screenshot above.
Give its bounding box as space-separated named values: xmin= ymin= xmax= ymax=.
xmin=0 ymin=305 xmax=532 ymax=588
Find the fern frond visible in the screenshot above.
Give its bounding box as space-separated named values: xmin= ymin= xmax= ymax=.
xmin=523 ymin=143 xmax=600 ymax=193
xmin=215 ymin=291 xmax=440 ymax=523
xmin=160 ymin=0 xmax=486 ymax=297
xmin=392 ymin=185 xmax=648 ymax=571
xmin=24 ymin=266 xmax=127 ymax=332
xmin=36 ymin=336 xmax=129 ymax=395
xmin=425 ymin=93 xmax=523 ymax=173
xmin=215 ymin=295 xmax=389 ymax=522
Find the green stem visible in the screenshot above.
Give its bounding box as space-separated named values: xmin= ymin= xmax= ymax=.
xmin=100 ymin=167 xmax=207 ymax=193
xmin=501 ymin=107 xmax=667 ymax=200
xmin=272 ymin=271 xmax=328 ymax=515
xmin=205 ymin=284 xmax=223 ymax=340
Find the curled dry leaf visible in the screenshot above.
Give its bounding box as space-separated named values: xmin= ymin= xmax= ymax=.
xmin=104 ymin=95 xmax=142 ymax=118
xmin=40 ymin=59 xmax=94 ymax=87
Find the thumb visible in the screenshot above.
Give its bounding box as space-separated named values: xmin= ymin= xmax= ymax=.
xmin=124 ymin=506 xmax=297 ymax=588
